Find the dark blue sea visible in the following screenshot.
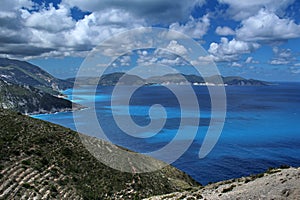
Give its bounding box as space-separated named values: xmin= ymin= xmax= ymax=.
xmin=32 ymin=83 xmax=300 ymax=185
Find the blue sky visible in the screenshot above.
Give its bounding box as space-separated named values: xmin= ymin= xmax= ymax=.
xmin=1 ymin=0 xmax=300 ymax=81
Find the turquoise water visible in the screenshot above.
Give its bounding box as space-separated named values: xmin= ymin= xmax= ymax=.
xmin=32 ymin=83 xmax=300 ymax=184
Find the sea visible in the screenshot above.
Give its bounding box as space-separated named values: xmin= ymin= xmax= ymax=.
xmin=32 ymin=82 xmax=300 ymax=185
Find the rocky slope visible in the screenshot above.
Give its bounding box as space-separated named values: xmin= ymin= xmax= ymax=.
xmin=0 ymin=109 xmax=199 ymax=199
xmin=145 ymin=166 xmax=300 ymax=200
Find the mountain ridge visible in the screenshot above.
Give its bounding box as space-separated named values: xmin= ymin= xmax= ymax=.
xmin=68 ymin=72 xmax=270 ymax=86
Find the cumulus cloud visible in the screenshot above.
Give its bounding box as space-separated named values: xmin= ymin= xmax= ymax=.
xmin=65 ymin=9 xmax=146 ymax=48
xmin=218 ymin=0 xmax=295 ymax=20
xmin=245 ymin=57 xmax=253 ymax=64
xmin=208 ymin=37 xmax=260 ymax=62
xmin=62 ymin=0 xmax=206 ymax=24
xmin=165 ymin=40 xmax=188 ymax=56
xmin=231 ymin=62 xmax=242 ymax=67
xmin=236 ymin=9 xmax=300 ymax=43
xmin=215 ymin=26 xmax=235 ymax=36
xmin=245 ymin=56 xmax=259 ymax=64
xmin=116 ymin=55 xmax=131 ymax=67
xmin=136 ymin=42 xmax=190 ymax=67
xmin=169 ymin=14 xmax=210 ymax=38
xmin=24 ymin=4 xmax=75 ymax=33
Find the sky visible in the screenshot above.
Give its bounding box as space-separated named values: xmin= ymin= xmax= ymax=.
xmin=0 ymin=0 xmax=300 ymax=81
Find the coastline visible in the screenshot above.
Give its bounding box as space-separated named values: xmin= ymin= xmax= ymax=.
xmin=28 ymin=89 xmax=87 ymax=116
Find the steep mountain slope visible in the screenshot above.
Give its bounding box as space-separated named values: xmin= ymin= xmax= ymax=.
xmin=0 ymin=58 xmax=72 ymax=95
xmin=0 ymin=109 xmax=199 ymax=199
xmin=0 ymin=79 xmax=82 ymax=114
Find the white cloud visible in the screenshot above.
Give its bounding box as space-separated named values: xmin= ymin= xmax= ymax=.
xmin=160 ymin=57 xmax=186 ymax=66
xmin=215 ymin=26 xmax=235 ymax=36
xmin=270 ymin=47 xmax=295 ymax=65
xmin=232 ymin=62 xmax=242 ymax=67
xmin=165 ymin=40 xmax=188 ymax=56
xmin=136 ymin=44 xmax=189 ymax=67
xmin=65 ymin=9 xmax=146 ymax=47
xmin=169 ymin=14 xmax=210 ymax=39
xmin=0 ymin=3 xmax=147 ymax=59
xmin=0 ymin=0 xmax=33 ymax=12
xmin=208 ymin=37 xmax=260 ymax=62
xmin=245 ymin=57 xmax=253 ymax=64
xmin=24 ymin=4 xmax=75 ymax=33
xmin=236 ymin=9 xmax=300 ymax=43
xmin=270 ymin=60 xmax=290 ymax=65
xmin=117 ymin=55 xmax=131 ymax=66
xmin=218 ymin=0 xmax=295 ymax=20
xmin=245 ymin=56 xmax=259 ymax=64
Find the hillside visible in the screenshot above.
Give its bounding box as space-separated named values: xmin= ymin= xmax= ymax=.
xmin=0 ymin=79 xmax=82 ymax=114
xmin=68 ymin=72 xmax=269 ymax=86
xmin=146 ymin=166 xmax=300 ymax=200
xmin=0 ymin=109 xmax=199 ymax=199
xmin=0 ymin=58 xmax=72 ymax=95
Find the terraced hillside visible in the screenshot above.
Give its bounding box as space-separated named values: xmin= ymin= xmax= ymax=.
xmin=0 ymin=109 xmax=199 ymax=199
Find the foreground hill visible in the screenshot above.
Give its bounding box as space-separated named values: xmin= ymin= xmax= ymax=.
xmin=146 ymin=166 xmax=300 ymax=200
xmin=0 ymin=109 xmax=198 ymax=199
xmin=0 ymin=58 xmax=72 ymax=95
xmin=0 ymin=79 xmax=82 ymax=114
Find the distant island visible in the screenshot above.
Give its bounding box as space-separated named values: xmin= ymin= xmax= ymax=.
xmin=68 ymin=72 xmax=270 ymax=87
